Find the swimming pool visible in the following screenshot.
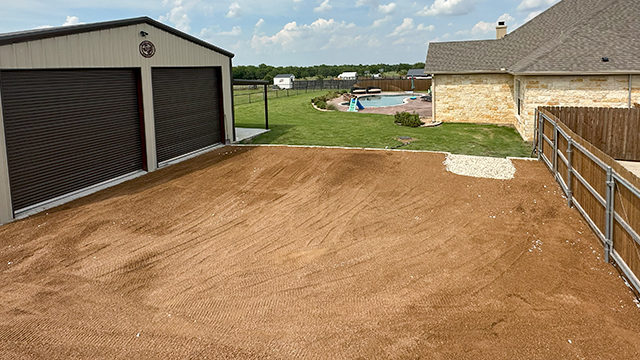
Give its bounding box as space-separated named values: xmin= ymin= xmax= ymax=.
xmin=344 ymin=94 xmax=421 ymax=108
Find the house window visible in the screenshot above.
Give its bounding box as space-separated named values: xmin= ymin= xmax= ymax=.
xmin=515 ymin=80 xmax=523 ymax=116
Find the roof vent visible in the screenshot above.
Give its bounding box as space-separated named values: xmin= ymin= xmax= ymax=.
xmin=602 ymin=57 xmax=610 ymax=62
xmin=496 ymin=21 xmax=507 ymax=39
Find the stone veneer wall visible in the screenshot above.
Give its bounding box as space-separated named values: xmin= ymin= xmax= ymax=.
xmin=518 ymin=75 xmax=640 ymax=141
xmin=433 ymin=74 xmax=640 ymax=142
xmin=433 ymin=74 xmax=515 ymax=127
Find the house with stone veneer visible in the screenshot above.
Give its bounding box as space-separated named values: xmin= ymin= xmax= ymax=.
xmin=424 ymin=0 xmax=640 ymax=141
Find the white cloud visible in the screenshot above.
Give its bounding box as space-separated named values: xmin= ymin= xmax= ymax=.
xmin=470 ymin=13 xmax=515 ymax=35
xmin=314 ymin=0 xmax=332 ymax=12
xmin=62 ymin=16 xmax=83 ymax=26
xmin=371 ymin=15 xmax=391 ymax=27
xmin=226 ymin=2 xmax=241 ymax=18
xmin=255 ymin=18 xmax=265 ymax=28
xmin=159 ymin=0 xmax=190 ymax=32
xmin=471 ymin=21 xmax=492 ymax=34
xmin=517 ymin=0 xmax=558 ymax=11
xmin=390 ymin=18 xmax=414 ymax=36
xmin=417 ymin=24 xmax=435 ymax=32
xmin=378 ymin=2 xmax=396 ymax=14
xmin=356 ymin=0 xmax=377 ymax=7
xmin=418 ymin=0 xmax=474 ymax=16
xmin=498 ymin=13 xmax=515 ymax=25
xmin=219 ymin=26 xmax=242 ymax=36
xmin=251 ymin=18 xmax=356 ymax=52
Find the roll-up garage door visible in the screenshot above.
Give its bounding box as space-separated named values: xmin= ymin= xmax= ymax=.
xmin=0 ymin=69 xmax=144 ymax=213
xmin=152 ymin=67 xmax=224 ymax=164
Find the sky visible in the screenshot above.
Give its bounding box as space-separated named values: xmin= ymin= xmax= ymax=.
xmin=0 ymin=0 xmax=560 ymax=66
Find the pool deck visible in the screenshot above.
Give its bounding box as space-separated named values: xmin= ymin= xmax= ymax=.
xmin=328 ymin=92 xmax=432 ymax=118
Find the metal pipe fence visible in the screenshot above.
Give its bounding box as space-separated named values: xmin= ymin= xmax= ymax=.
xmin=232 ymin=86 xmax=347 ymax=106
xmin=536 ymin=108 xmax=640 ymax=295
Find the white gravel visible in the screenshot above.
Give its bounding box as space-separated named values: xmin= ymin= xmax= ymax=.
xmin=444 ymin=154 xmax=516 ymax=180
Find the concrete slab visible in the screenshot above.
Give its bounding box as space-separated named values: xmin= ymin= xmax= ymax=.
xmin=235 ymin=127 xmax=269 ymax=143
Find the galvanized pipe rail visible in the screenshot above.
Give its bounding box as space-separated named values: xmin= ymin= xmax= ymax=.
xmin=536 ymin=109 xmax=640 ymax=294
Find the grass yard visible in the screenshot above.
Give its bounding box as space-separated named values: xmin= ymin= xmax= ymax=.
xmin=235 ymin=91 xmax=532 ymax=158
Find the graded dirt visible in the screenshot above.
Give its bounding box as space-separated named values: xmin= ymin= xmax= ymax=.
xmin=1 ymin=146 xmax=639 ymax=359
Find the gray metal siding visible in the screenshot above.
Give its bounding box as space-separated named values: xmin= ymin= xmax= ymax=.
xmin=152 ymin=67 xmax=222 ymax=163
xmin=0 ymin=69 xmax=143 ymax=212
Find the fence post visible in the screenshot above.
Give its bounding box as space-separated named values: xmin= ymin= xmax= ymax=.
xmin=566 ymin=138 xmax=573 ymax=207
xmin=604 ymin=167 xmax=615 ymax=263
xmin=552 ymin=122 xmax=558 ymax=175
xmin=537 ymin=110 xmax=543 ymax=160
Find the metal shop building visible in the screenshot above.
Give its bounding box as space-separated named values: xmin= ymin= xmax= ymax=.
xmin=0 ymin=17 xmax=235 ymax=224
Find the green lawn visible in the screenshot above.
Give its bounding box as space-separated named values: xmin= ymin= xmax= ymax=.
xmin=234 ymin=91 xmax=532 ymax=158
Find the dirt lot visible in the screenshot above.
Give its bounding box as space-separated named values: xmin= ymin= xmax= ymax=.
xmin=1 ymin=146 xmax=639 ymax=359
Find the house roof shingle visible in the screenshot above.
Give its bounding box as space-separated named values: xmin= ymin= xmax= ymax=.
xmin=425 ymin=0 xmax=640 ymax=75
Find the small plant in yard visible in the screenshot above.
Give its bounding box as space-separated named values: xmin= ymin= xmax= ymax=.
xmin=311 ymin=90 xmax=346 ymax=110
xmin=326 ymin=103 xmax=338 ymax=111
xmin=314 ymin=100 xmax=327 ymax=109
xmin=394 ymin=112 xmax=423 ymax=127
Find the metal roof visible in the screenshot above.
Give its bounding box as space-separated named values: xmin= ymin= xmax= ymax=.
xmin=406 ymin=69 xmax=427 ymax=76
xmin=274 ymin=74 xmax=294 ymax=78
xmin=425 ymin=0 xmax=640 ymax=75
xmin=0 ymin=16 xmax=234 ymax=58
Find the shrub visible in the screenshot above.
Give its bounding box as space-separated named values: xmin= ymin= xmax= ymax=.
xmin=311 ymin=91 xmax=342 ymax=109
xmin=326 ymin=103 xmax=338 ymax=111
xmin=394 ymin=112 xmax=422 ymax=127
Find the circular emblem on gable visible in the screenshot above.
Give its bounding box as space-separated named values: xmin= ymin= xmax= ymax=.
xmin=139 ymin=40 xmax=156 ymax=58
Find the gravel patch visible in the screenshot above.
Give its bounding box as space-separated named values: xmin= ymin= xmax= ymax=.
xmin=444 ymin=154 xmax=516 ymax=180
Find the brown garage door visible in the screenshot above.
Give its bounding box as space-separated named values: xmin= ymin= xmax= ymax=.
xmin=152 ymin=67 xmax=224 ymax=164
xmin=0 ymin=69 xmax=144 ymax=213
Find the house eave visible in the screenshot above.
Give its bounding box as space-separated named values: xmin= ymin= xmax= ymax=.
xmin=512 ymin=70 xmax=640 ymax=76
xmin=427 ymin=70 xmax=509 ymax=75
xmin=428 ymin=70 xmax=640 ymax=76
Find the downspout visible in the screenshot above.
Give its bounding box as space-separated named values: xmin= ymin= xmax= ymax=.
xmin=432 ymin=76 xmax=436 ymax=121
xmin=229 ymin=57 xmax=236 ymax=142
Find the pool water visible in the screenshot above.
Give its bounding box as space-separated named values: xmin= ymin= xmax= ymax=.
xmin=354 ymin=94 xmax=420 ymax=107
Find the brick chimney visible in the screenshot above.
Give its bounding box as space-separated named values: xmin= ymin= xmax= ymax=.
xmin=496 ymin=21 xmax=507 ymax=39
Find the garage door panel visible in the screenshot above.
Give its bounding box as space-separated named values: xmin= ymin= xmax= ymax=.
xmin=0 ymin=69 xmax=144 ymax=212
xmin=152 ymin=67 xmax=223 ymax=163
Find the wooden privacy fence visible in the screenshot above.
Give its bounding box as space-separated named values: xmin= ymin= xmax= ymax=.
xmin=292 ymin=79 xmax=357 ymax=90
xmin=537 ymin=107 xmax=640 ymax=294
xmin=291 ymin=78 xmax=432 ymax=92
xmin=545 ymin=106 xmax=640 ymax=161
xmin=354 ymin=79 xmax=431 ymax=92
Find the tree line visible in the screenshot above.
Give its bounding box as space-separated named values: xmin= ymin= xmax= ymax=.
xmin=232 ymin=63 xmax=426 ymax=82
